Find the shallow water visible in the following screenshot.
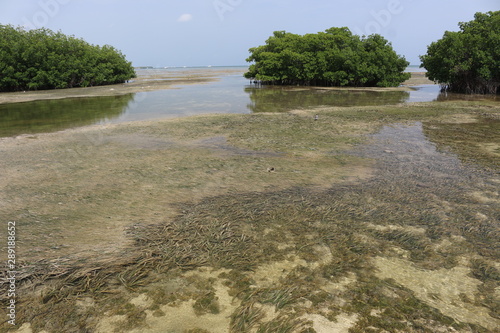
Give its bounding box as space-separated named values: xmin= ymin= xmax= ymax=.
xmin=0 ymin=95 xmax=134 ymax=138
xmin=1 ymin=101 xmax=499 ymax=331
xmin=0 ymin=69 xmax=497 ymax=138
xmin=126 ymin=121 xmax=500 ymax=331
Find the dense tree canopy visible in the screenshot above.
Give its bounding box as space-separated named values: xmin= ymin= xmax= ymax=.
xmin=420 ymin=11 xmax=500 ymax=94
xmin=244 ymin=27 xmax=410 ymax=87
xmin=0 ymin=25 xmax=136 ymax=92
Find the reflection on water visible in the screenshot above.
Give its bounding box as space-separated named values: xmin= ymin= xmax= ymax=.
xmin=246 ymin=86 xmax=410 ymax=113
xmin=0 ymin=94 xmax=134 ymax=137
xmin=113 ymin=75 xmax=250 ymax=123
xmin=436 ymin=90 xmax=500 ymax=102
xmin=0 ymin=70 xmax=498 ymax=138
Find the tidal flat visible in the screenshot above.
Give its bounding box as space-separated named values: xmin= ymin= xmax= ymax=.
xmin=0 ymin=78 xmax=499 ymax=332
xmin=0 ymin=68 xmax=246 ymax=105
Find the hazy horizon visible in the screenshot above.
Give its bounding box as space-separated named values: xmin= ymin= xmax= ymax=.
xmin=1 ymin=1 xmax=498 ymax=68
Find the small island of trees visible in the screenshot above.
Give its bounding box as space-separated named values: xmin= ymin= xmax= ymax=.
xmin=0 ymin=25 xmax=136 ymax=92
xmin=244 ymin=27 xmax=410 ymax=87
xmin=420 ymin=11 xmax=499 ymax=94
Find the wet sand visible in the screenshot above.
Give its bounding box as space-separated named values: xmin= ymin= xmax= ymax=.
xmin=403 ymin=72 xmax=435 ymax=86
xmin=0 ymin=68 xmax=247 ymax=105
xmin=0 ymin=71 xmax=433 ymax=105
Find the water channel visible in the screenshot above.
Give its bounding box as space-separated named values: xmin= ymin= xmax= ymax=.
xmin=0 ymin=68 xmax=497 ymax=138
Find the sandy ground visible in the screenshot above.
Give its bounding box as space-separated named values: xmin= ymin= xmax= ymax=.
xmin=0 ymin=116 xmax=373 ymax=261
xmin=0 ymin=70 xmax=434 ymax=105
xmin=0 ymin=68 xmax=247 ymax=104
xmin=3 ymin=109 xmax=497 ymax=332
xmin=402 ymin=72 xmax=435 ymax=86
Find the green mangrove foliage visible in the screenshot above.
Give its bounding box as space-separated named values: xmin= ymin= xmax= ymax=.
xmin=0 ymin=25 xmax=136 ymax=92
xmin=244 ymin=27 xmax=410 ymax=87
xmin=420 ymin=11 xmax=500 ymax=94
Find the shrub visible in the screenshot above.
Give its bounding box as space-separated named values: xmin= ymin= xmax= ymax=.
xmin=244 ymin=27 xmax=410 ymax=87
xmin=420 ymin=11 xmax=500 ymax=94
xmin=0 ymin=25 xmax=136 ymax=92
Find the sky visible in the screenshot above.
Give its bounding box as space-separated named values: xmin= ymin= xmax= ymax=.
xmin=0 ymin=0 xmax=498 ymax=67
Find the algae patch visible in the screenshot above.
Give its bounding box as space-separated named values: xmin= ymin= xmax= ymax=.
xmin=374 ymin=256 xmax=499 ymax=331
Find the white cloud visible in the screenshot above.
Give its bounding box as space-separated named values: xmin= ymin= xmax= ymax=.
xmin=177 ymin=13 xmax=193 ymax=22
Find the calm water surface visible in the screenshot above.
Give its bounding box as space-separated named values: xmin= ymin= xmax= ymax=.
xmin=0 ymin=68 xmax=497 ymax=137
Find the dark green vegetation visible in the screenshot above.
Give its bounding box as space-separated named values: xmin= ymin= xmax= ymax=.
xmin=0 ymin=101 xmax=498 ymax=332
xmin=420 ymin=11 xmax=500 ymax=94
xmin=0 ymin=25 xmax=136 ymax=92
xmin=244 ymin=27 xmax=410 ymax=87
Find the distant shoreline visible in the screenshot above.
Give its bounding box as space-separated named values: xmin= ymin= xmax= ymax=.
xmin=0 ymin=68 xmax=247 ymax=105
xmin=133 ymin=65 xmax=425 ymax=70
xmin=134 ymin=65 xmax=249 ymax=69
xmin=0 ymin=70 xmax=433 ymax=105
xmin=402 ymin=72 xmax=434 ymax=86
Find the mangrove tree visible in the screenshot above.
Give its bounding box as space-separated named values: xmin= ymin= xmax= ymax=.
xmin=420 ymin=11 xmax=500 ymax=94
xmin=244 ymin=27 xmax=410 ymax=87
xmin=0 ymin=25 xmax=136 ymax=92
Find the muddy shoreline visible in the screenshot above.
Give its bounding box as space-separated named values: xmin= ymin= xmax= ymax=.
xmin=0 ymin=71 xmax=433 ymax=105
xmin=0 ymin=68 xmax=247 ymax=105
